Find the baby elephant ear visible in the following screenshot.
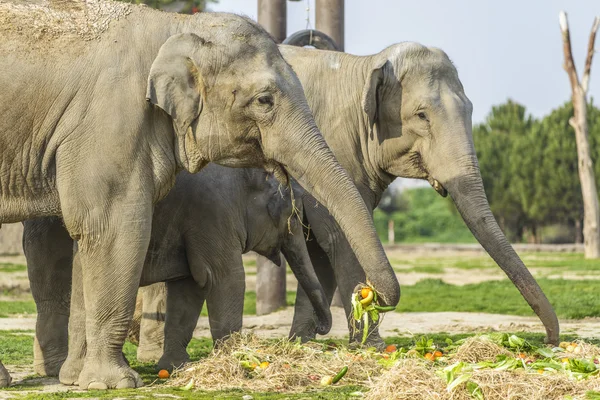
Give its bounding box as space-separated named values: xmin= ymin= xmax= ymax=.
xmin=146 ymin=33 xmax=207 ymax=137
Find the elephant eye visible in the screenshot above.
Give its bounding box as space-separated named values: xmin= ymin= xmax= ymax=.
xmin=417 ymin=111 xmax=428 ymax=121
xmin=257 ymin=94 xmax=274 ymax=107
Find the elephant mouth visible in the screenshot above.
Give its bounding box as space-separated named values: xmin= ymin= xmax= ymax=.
xmin=266 ymin=161 xmax=290 ymax=186
xmin=429 ymin=177 xmax=448 ymax=197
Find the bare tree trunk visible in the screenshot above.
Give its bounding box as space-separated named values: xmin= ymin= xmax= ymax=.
xmin=387 ymin=219 xmax=395 ymax=244
xmin=256 ymin=0 xmax=288 ymax=314
xmin=560 ymin=12 xmax=600 ymax=259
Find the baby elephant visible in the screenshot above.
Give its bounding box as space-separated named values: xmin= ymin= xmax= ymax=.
xmin=58 ymin=164 xmax=331 ymax=381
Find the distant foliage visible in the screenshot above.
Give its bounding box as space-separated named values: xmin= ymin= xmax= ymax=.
xmin=374 ymin=188 xmax=475 ymax=243
xmin=473 ymin=100 xmax=600 ymax=243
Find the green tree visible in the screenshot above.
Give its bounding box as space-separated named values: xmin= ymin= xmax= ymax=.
xmin=473 ymin=100 xmax=534 ymax=241
xmin=527 ymin=102 xmax=600 ymax=242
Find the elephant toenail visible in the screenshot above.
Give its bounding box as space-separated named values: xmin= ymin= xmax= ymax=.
xmin=116 ymin=378 xmax=136 ymax=389
xmin=87 ymin=381 xmax=108 ymax=390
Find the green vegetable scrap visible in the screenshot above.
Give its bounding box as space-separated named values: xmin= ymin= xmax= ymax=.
xmin=350 ymin=284 xmax=396 ymax=344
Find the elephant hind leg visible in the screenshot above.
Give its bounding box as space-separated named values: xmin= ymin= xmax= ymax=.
xmin=59 ymin=250 xmax=86 ymax=386
xmin=23 ymin=217 xmax=74 ymax=377
xmin=137 ymin=283 xmax=168 ymax=363
xmin=0 ymin=362 xmax=11 ymax=387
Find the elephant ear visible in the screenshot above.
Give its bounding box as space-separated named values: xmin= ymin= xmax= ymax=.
xmin=361 ymin=59 xmax=388 ymax=138
xmin=146 ymin=33 xmax=207 ymax=137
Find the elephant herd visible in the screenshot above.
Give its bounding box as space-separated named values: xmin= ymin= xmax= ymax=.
xmin=0 ymin=0 xmax=559 ymax=390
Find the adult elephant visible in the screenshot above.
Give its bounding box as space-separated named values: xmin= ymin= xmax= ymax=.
xmin=279 ymin=38 xmax=559 ymax=346
xmin=0 ymin=1 xmax=399 ymax=389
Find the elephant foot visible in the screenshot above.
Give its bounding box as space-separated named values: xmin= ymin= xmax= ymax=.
xmin=59 ymin=353 xmax=84 ymax=386
xmin=33 ymin=353 xmax=67 ymax=377
xmin=77 ymin=357 xmax=143 ymax=390
xmin=289 ymin=320 xmax=317 ymax=343
xmin=0 ymin=363 xmax=12 ymax=388
xmin=157 ymin=352 xmax=190 ymax=372
xmin=137 ymin=344 xmax=163 ymax=363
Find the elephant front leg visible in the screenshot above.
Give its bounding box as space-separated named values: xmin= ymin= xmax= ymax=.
xmin=158 ymin=278 xmax=205 ymax=371
xmin=137 ymin=283 xmax=167 ymax=363
xmin=205 ymin=258 xmax=245 ymax=344
xmin=64 ymin=201 xmax=152 ymax=390
xmin=290 ymin=238 xmax=337 ymax=341
xmin=23 ymin=217 xmax=74 ymax=377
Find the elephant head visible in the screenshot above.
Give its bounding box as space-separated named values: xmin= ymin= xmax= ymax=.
xmin=356 ymin=43 xmax=558 ymax=343
xmin=144 ymin=14 xmax=400 ymax=307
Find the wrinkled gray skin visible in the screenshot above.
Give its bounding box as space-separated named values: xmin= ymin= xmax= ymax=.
xmin=56 ymin=165 xmax=331 ymax=382
xmin=0 ymin=0 xmax=398 ymax=389
xmin=134 ymin=42 xmax=560 ymax=349
xmin=279 ymin=43 xmax=559 ymax=346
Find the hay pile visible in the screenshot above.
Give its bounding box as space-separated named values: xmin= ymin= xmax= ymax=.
xmin=167 ymin=334 xmax=600 ymax=399
xmin=452 ymin=336 xmax=513 ymax=363
xmin=366 ymin=364 xmax=600 ymax=400
xmin=367 ymin=336 xmax=600 ymax=400
xmin=169 ymin=333 xmax=384 ymax=393
xmin=366 ymin=360 xmax=447 ymax=400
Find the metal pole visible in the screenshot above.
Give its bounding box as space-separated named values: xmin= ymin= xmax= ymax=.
xmin=256 ymin=0 xmax=288 ymax=315
xmin=315 ymin=0 xmax=344 ymax=51
xmin=257 ymin=0 xmax=287 ymax=43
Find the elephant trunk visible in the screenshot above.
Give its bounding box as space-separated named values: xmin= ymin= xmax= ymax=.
xmin=281 ymin=236 xmax=332 ymax=335
xmin=268 ymin=119 xmax=400 ymax=307
xmin=443 ymin=156 xmax=559 ymax=344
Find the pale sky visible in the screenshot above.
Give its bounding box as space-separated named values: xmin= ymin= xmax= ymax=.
xmin=209 ymin=0 xmax=600 ymax=125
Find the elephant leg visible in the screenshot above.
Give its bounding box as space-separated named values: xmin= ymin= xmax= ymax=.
xmin=0 ymin=362 xmax=11 ymax=388
xmin=23 ymin=217 xmax=74 ymax=377
xmin=59 ymin=191 xmax=152 ymax=390
xmin=205 ymin=258 xmax=245 ymax=344
xmin=289 ymin=238 xmax=337 ymax=341
xmin=59 ymin=249 xmax=86 ymax=386
xmin=332 ymin=240 xmax=385 ymax=350
xmin=157 ymin=278 xmax=205 ymax=371
xmin=137 ymin=283 xmax=167 ymax=363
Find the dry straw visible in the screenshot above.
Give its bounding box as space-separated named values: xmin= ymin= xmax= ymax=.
xmin=168 ymin=334 xmax=600 ymax=399
xmin=169 ymin=333 xmax=384 ymax=393
xmin=452 ymin=336 xmax=513 ymax=363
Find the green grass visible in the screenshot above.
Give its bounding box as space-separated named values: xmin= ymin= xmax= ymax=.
xmin=243 ymin=259 xmax=257 ymax=267
xmin=397 ymin=278 xmax=600 ymax=319
xmin=390 ymin=252 xmax=600 ymax=273
xmin=0 ymin=331 xmax=34 ymax=365
xmin=0 ymin=263 xmax=27 ymax=273
xmin=0 ymin=301 xmax=36 ymax=318
xmin=14 ymin=386 xmax=366 ymax=399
